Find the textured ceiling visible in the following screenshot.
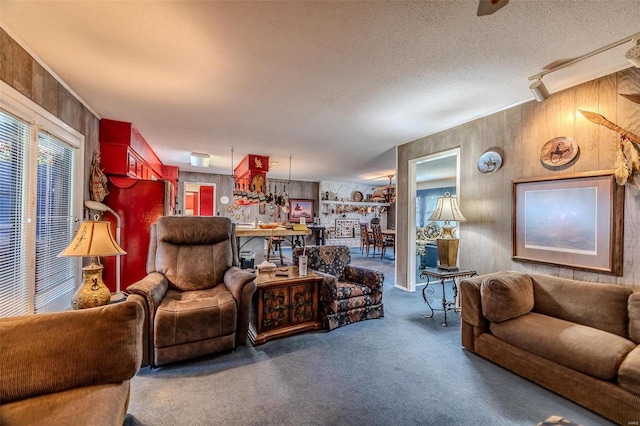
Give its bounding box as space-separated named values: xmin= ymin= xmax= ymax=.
xmin=1 ymin=1 xmax=639 ymax=184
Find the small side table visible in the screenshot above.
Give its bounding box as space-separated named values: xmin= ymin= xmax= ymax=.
xmin=249 ymin=266 xmax=323 ymax=345
xmin=419 ymin=267 xmax=477 ymax=327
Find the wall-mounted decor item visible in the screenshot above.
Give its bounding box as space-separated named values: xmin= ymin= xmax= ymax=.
xmin=540 ymin=136 xmax=579 ymax=168
xmin=288 ymin=199 xmax=314 ymax=223
xmin=512 ymin=171 xmax=624 ymax=276
xmin=620 ymin=93 xmax=640 ymax=105
xmin=352 ymin=190 xmax=364 ymax=202
xmin=335 ymin=219 xmax=360 ymax=238
xmin=579 ymin=110 xmax=640 ymax=186
xmin=477 ymin=150 xmax=503 ymax=174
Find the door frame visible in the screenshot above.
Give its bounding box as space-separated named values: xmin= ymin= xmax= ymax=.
xmin=406 ymin=148 xmax=460 ymax=292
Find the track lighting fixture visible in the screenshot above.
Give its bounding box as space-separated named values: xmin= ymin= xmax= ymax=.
xmin=190 ymin=152 xmax=211 ymax=167
xmin=529 ymin=78 xmax=550 ymax=102
xmin=626 ymin=38 xmax=640 ymax=68
xmin=528 ymin=32 xmax=640 ymax=102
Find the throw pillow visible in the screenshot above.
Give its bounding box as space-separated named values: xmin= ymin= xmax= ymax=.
xmin=480 ymin=272 xmax=534 ymax=322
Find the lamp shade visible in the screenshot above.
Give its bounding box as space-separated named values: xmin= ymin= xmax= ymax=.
xmin=58 ymin=221 xmax=126 ymax=257
xmin=428 ymin=192 xmax=467 ymax=222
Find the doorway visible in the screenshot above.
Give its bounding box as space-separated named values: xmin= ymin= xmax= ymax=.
xmin=184 ymin=182 xmax=216 ymax=216
xmin=406 ymin=148 xmax=459 ymax=292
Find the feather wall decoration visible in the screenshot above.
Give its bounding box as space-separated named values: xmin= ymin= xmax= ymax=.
xmin=579 ymin=110 xmax=640 ymax=186
xmin=614 ymin=145 xmax=630 ymax=186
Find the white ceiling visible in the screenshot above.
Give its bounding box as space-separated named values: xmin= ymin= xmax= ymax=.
xmin=1 ymin=1 xmax=639 ymax=185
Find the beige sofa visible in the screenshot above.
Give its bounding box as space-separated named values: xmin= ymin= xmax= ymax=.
xmin=460 ymin=271 xmax=640 ymax=425
xmin=0 ymin=301 xmax=144 ymax=426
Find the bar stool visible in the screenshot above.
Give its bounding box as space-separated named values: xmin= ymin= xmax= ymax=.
xmin=267 ymin=236 xmax=285 ymax=266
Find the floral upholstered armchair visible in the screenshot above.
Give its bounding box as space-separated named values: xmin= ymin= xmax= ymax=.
xmin=293 ymin=245 xmax=384 ymax=330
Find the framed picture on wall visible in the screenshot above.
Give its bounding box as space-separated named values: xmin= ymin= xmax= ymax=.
xmin=289 ymin=199 xmax=314 ymax=223
xmin=512 ymin=171 xmax=624 ymax=275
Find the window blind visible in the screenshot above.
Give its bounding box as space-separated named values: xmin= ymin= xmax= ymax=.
xmin=0 ymin=109 xmax=31 ymax=317
xmin=34 ymin=130 xmax=76 ymax=313
xmin=0 ymin=82 xmax=82 ymax=318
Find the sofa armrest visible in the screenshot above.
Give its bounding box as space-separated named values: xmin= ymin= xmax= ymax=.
xmin=459 ymin=275 xmax=486 ymax=328
xmin=344 ymin=265 xmax=384 ymax=294
xmin=224 ymin=266 xmax=257 ymax=347
xmin=0 ymin=301 xmax=143 ymax=403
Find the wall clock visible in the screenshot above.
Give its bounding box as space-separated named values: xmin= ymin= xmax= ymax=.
xmin=477 ymin=150 xmax=503 ymax=174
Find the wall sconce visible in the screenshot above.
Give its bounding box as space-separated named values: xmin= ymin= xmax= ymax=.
xmin=190 ymin=152 xmax=211 ymax=167
xmin=528 ymin=32 xmax=640 ymax=102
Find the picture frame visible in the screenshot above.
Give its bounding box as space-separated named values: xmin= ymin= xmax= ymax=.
xmin=288 ymin=199 xmax=314 ymax=223
xmin=512 ymin=171 xmax=624 ymax=275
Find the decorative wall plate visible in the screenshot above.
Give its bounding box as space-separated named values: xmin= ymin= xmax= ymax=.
xmin=352 ymin=191 xmax=364 ymax=202
xmin=540 ymin=137 xmax=579 ymax=167
xmin=477 ymin=150 xmax=503 ymax=174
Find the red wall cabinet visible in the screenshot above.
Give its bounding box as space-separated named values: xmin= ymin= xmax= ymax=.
xmin=99 ymin=119 xmax=165 ymax=180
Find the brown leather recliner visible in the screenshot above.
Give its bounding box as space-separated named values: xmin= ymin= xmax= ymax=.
xmin=127 ymin=216 xmax=256 ymax=367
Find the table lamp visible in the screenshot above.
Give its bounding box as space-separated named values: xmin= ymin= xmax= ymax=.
xmin=428 ymin=192 xmax=467 ymax=271
xmin=58 ymin=218 xmax=126 ymax=309
xmin=84 ymin=200 xmax=126 ymax=302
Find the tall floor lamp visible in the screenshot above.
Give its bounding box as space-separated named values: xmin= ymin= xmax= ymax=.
xmin=85 ymin=200 xmax=126 ymax=302
xmin=428 ymin=192 xmax=467 ymax=271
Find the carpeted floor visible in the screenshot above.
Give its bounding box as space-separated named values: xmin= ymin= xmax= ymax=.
xmin=126 ymin=248 xmax=613 ymax=426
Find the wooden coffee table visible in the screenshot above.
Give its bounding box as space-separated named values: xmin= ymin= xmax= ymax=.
xmin=249 ymin=266 xmax=323 ymax=345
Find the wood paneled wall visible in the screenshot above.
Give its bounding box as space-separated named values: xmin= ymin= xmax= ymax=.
xmin=0 ymin=28 xmax=100 ymax=202
xmin=397 ymin=67 xmax=640 ymax=290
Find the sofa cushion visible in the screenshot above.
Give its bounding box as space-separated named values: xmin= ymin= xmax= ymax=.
xmin=0 ymin=382 xmax=130 ymax=426
xmin=0 ymin=302 xmax=142 ymax=403
xmin=531 ymin=274 xmax=633 ymax=338
xmin=618 ymin=346 xmax=640 ymax=397
xmin=629 ymin=293 xmax=640 ymax=344
xmin=490 ymin=312 xmax=636 ymax=380
xmin=154 ymin=286 xmax=236 ymax=347
xmin=480 ymin=272 xmax=534 ymax=322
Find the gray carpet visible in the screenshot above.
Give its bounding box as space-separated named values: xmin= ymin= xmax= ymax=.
xmin=126 ymin=248 xmax=612 ymax=426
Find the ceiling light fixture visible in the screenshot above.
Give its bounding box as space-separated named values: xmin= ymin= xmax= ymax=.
xmin=626 ymin=38 xmax=640 ymax=67
xmin=190 ymin=152 xmax=211 ymax=167
xmin=528 ymin=32 xmax=640 ymax=102
xmin=529 ymin=78 xmax=550 ymax=102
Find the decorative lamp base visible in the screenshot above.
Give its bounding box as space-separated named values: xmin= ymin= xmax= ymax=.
xmin=436 ymin=238 xmax=460 ymax=271
xmin=71 ymin=264 xmax=111 ymax=309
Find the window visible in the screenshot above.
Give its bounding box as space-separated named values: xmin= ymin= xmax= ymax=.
xmin=0 ymin=82 xmax=84 ymax=317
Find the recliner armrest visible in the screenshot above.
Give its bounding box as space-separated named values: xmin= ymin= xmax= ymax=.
xmin=127 ymin=272 xmax=169 ymax=367
xmin=224 ymin=266 xmax=256 ymax=302
xmin=127 ymin=272 xmax=169 ymax=309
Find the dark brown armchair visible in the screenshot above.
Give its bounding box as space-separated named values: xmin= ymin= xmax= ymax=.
xmin=127 ymin=216 xmax=256 ymax=367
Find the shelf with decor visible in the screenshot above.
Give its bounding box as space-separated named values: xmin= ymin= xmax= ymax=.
xmin=320 ymin=200 xmax=390 ymax=207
